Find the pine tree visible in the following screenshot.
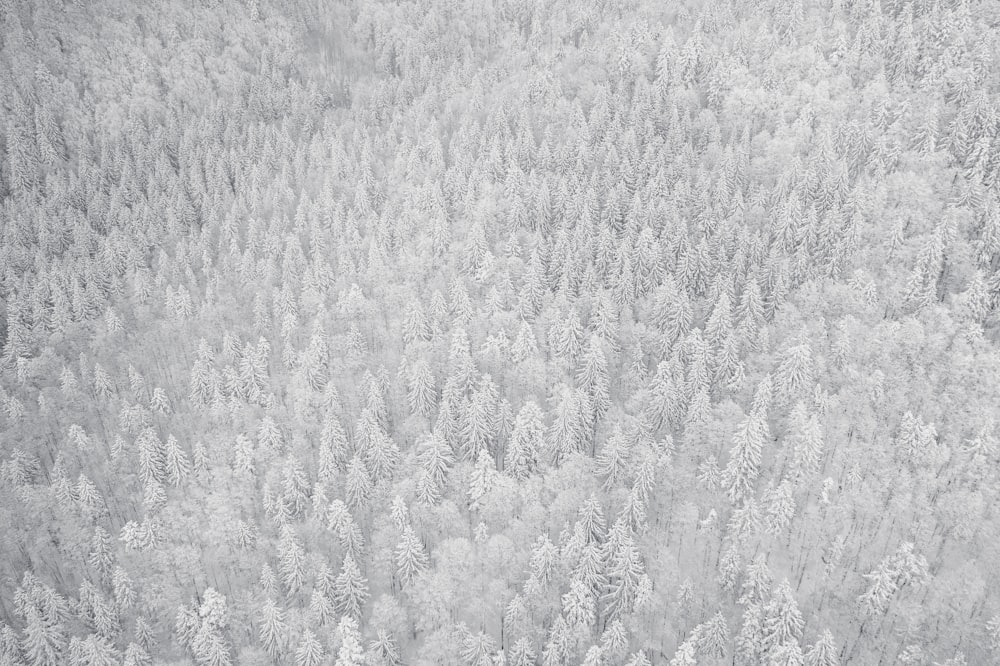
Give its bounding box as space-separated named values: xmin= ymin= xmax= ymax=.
xmin=327 ymin=500 xmax=365 ymax=557
xmin=803 ymin=630 xmax=839 ymax=666
xmin=88 ymin=526 xmax=115 ymax=579
xmin=763 ymin=580 xmax=805 ymax=653
xmin=192 ymin=441 xmax=210 ymax=479
xmin=462 ymin=390 xmax=496 ymax=460
xmin=407 ymin=359 xmax=437 ymax=417
xmin=670 ymin=631 xmax=699 ymax=666
xmin=740 ymin=555 xmax=773 ymax=606
xmin=697 ymin=455 xmax=723 ymax=490
xmin=368 ymin=629 xmax=401 ymax=666
xmin=578 ymin=496 xmax=608 ymax=545
xmin=189 ymin=589 xmax=232 ymax=666
xmin=763 ymin=481 xmax=796 ymax=536
xmin=69 ymin=634 xmax=120 ymax=666
xmin=21 ymin=607 xmax=64 ymax=666
xmin=509 ymin=638 xmax=536 ymax=666
xmin=706 ymin=291 xmax=734 ymax=351
xmin=334 ymin=617 xmax=365 ymax=666
xmin=697 ymin=611 xmax=729 ymax=659
xmin=319 ymin=413 xmax=350 ymax=480
xmin=562 ymin=578 xmax=596 ymax=629
xmin=775 ymin=341 xmax=813 ymax=404
xmin=258 ymin=416 xmax=284 ymax=455
xmin=769 ymin=641 xmax=805 ymax=666
xmin=164 ymin=435 xmax=191 ymax=487
xmin=111 ymin=567 xmax=135 ymax=611
xmin=188 ymin=359 xmax=212 ymax=405
xmin=577 ymin=335 xmax=611 ymax=423
xmin=574 ymin=540 xmax=608 ymax=599
xmin=550 ymin=309 xmax=585 ymax=365
xmin=150 ymin=387 xmax=171 ymax=414
xmin=278 ymin=525 xmax=307 ymax=594
xmin=334 ymin=554 xmax=369 ymax=620
xmin=718 ymin=544 xmax=741 ymax=594
xmin=600 ymin=619 xmax=628 ymax=663
xmin=258 ymin=598 xmax=287 ymax=658
xmin=735 ymin=603 xmax=766 ymax=665
xmin=364 ymin=429 xmax=400 ymax=486
xmin=528 ymin=534 xmax=559 ymax=585
xmin=345 ymin=455 xmax=373 ymax=509
xmin=137 ymin=428 xmax=166 ymax=486
xmin=123 ymin=642 xmax=152 ymax=666
xmin=596 ymin=424 xmax=632 ymax=490
xmin=416 ymin=433 xmax=454 ymax=505
xmin=787 ymin=402 xmax=824 ymax=483
xmin=751 ymin=374 xmax=774 ymax=416
xmin=303 ymin=324 xmax=330 ymax=391
xmin=548 ymin=385 xmax=589 ymax=464
xmin=402 ymin=300 xmax=431 ymax=345
xmin=134 ymin=616 xmax=155 ymax=652
xmin=233 ymin=434 xmax=256 ymax=477
xmin=541 ymin=615 xmax=570 ymax=666
xmin=724 ymin=412 xmax=767 ymax=504
xmin=469 ymin=449 xmax=495 ymax=508
xmin=506 ymin=401 xmax=544 ymax=479
xmin=581 ymin=645 xmax=604 ymax=666
xmin=294 ymin=629 xmax=325 ymax=666
xmin=627 ymin=651 xmax=653 ymax=666
xmin=461 ymin=629 xmax=497 ymax=666
xmin=0 ymin=623 xmax=22 ymax=664
xmin=307 ymin=589 xmax=334 ymax=628
xmin=603 ymin=530 xmax=645 ymax=621
xmin=395 ymin=525 xmax=429 ymax=586
xmin=511 ymin=319 xmax=540 ymax=363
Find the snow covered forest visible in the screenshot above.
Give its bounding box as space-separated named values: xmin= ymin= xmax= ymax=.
xmin=1 ymin=0 xmax=999 ymax=663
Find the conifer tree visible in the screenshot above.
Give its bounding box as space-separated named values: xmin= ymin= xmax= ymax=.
xmin=577 ymin=335 xmax=611 ymax=425
xmin=368 ymin=629 xmax=401 ymax=666
xmin=735 ymin=603 xmax=766 ymax=665
xmin=278 ymin=525 xmax=307 ymax=594
xmin=469 ymin=449 xmax=495 ymax=509
xmin=803 ymin=630 xmax=839 ymax=666
xmin=596 ymin=424 xmax=632 ymax=490
xmin=164 ymin=435 xmax=191 ymax=487
xmin=258 ymin=598 xmax=287 ymax=658
xmin=763 ymin=580 xmax=805 ymax=653
xmin=775 ymin=341 xmax=813 ymax=404
xmin=88 ymin=527 xmax=115 ymax=579
xmin=697 ymin=611 xmax=729 ymax=659
xmin=345 ymin=455 xmax=373 ymax=509
xmin=506 ymin=401 xmax=544 ymax=479
xmin=603 ymin=530 xmax=645 ymax=621
xmin=123 ymin=642 xmax=152 ymax=666
xmin=111 ymin=567 xmax=135 ymax=611
xmin=334 ymin=554 xmax=369 ymax=620
xmin=189 ymin=589 xmax=232 ymax=666
xmin=724 ymin=412 xmax=767 ymax=504
xmin=303 ymin=324 xmax=330 ymax=391
xmin=562 ymin=578 xmax=596 ymax=630
xmin=407 ymin=359 xmax=437 ymax=417
xmin=334 ymin=617 xmax=365 ymax=666
xmin=740 ymin=555 xmax=773 ymax=607
xmin=461 ymin=630 xmax=497 ymax=666
xmin=20 ymin=607 xmax=64 ymax=666
xmin=294 ymin=629 xmax=325 ymax=666
xmin=395 ymin=525 xmax=429 ymax=586
xmin=548 ymin=385 xmax=589 ymax=464
xmin=509 ymin=638 xmax=536 ymax=666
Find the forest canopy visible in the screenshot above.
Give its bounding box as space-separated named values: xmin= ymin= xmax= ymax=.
xmin=1 ymin=0 xmax=999 ymax=664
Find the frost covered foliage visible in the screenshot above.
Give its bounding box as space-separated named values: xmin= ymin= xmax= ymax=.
xmin=1 ymin=0 xmax=1000 ymax=663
